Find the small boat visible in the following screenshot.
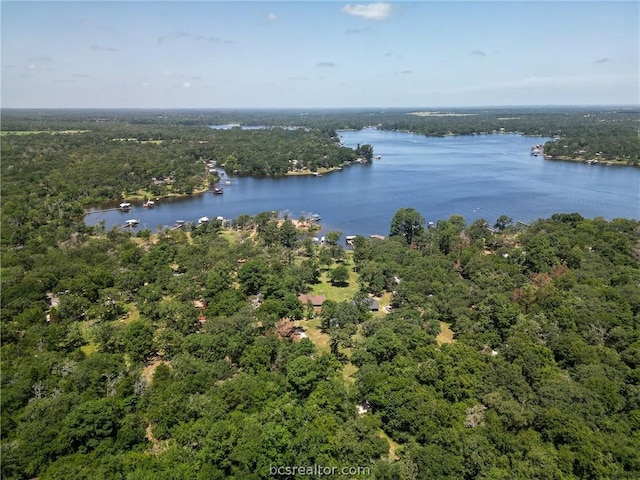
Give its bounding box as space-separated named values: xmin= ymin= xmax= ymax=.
xmin=175 ymin=220 xmax=185 ymax=225
xmin=119 ymin=202 xmax=131 ymax=210
xmin=198 ymin=216 xmax=209 ymax=225
xmin=213 ymin=187 xmax=223 ymax=195
xmin=224 ymin=180 xmax=231 ymax=186
xmin=125 ymin=219 xmax=140 ymax=226
xmin=310 ymin=214 xmax=321 ymax=221
xmin=143 ymin=199 xmax=155 ymax=208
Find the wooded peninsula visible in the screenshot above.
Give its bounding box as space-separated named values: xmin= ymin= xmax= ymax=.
xmin=2 ymin=108 xmax=640 ymax=479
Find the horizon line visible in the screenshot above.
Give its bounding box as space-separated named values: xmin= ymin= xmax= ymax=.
xmin=2 ymin=104 xmax=639 ymax=111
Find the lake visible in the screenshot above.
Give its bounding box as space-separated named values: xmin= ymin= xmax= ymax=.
xmin=84 ymin=129 xmax=640 ymax=236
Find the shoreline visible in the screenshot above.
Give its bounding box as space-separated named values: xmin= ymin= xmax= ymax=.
xmin=119 ymin=186 xmax=211 ymax=203
xmin=285 ymin=166 xmax=343 ymax=176
xmin=544 ymin=155 xmax=636 ymax=167
xmin=86 ymin=166 xmax=341 ymax=213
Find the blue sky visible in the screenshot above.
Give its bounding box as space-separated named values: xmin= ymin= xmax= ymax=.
xmin=2 ymin=1 xmax=638 ymax=108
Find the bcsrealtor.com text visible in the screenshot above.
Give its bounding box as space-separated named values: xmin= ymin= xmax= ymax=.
xmin=269 ymin=464 xmax=371 ymax=477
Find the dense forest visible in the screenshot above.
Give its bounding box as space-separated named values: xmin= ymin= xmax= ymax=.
xmin=3 ymin=106 xmax=639 ymax=167
xmin=0 ymin=118 xmax=367 ymax=212
xmin=2 ymin=109 xmax=640 ymax=479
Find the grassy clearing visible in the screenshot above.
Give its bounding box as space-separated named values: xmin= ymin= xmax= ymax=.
xmin=80 ymin=343 xmax=99 ymax=356
xmin=219 ymin=229 xmax=245 ymax=244
xmin=310 ymin=267 xmax=360 ymax=303
xmin=436 ymin=321 xmax=456 ymax=345
xmin=342 ymin=362 xmax=358 ymax=384
xmin=378 ymin=430 xmax=401 ymax=461
xmin=131 ymin=189 xmax=158 ymax=201
xmin=141 ymin=359 xmax=167 ymax=383
xmin=78 ymin=320 xmax=99 ymax=356
xmin=294 ymin=318 xmax=331 ymax=354
xmin=119 ymin=303 xmax=141 ymax=325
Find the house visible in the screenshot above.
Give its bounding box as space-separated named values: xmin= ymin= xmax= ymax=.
xmin=298 ymin=294 xmax=326 ymax=311
xmin=363 ymin=297 xmax=379 ymax=312
xmin=351 ymin=297 xmax=379 ymax=312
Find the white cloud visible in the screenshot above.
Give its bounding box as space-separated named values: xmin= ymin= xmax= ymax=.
xmin=21 ymin=61 xmax=54 ymax=75
xmin=182 ymin=82 xmax=191 ymax=88
xmin=267 ymin=13 xmax=277 ymax=21
xmin=25 ymin=63 xmax=52 ymax=73
xmin=341 ymin=2 xmax=392 ymax=21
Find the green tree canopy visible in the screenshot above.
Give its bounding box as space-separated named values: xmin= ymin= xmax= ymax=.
xmin=390 ymin=208 xmax=425 ymax=245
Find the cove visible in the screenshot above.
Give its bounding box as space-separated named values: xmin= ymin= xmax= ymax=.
xmin=84 ymin=129 xmax=640 ymax=237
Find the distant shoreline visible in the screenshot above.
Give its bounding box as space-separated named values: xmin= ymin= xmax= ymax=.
xmin=544 ymin=155 xmax=635 ymax=167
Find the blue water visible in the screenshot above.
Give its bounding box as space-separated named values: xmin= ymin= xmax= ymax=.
xmin=84 ymin=129 xmax=640 ymax=236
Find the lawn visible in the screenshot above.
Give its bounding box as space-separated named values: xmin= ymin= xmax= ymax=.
xmin=293 ymin=317 xmax=331 ymax=354
xmin=309 ymin=266 xmax=360 ymax=303
xmin=79 ymin=320 xmax=99 ymax=356
xmin=119 ymin=303 xmax=141 ymax=325
xmin=342 ymin=362 xmax=358 ymax=384
xmin=436 ymin=321 xmax=456 ymax=345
